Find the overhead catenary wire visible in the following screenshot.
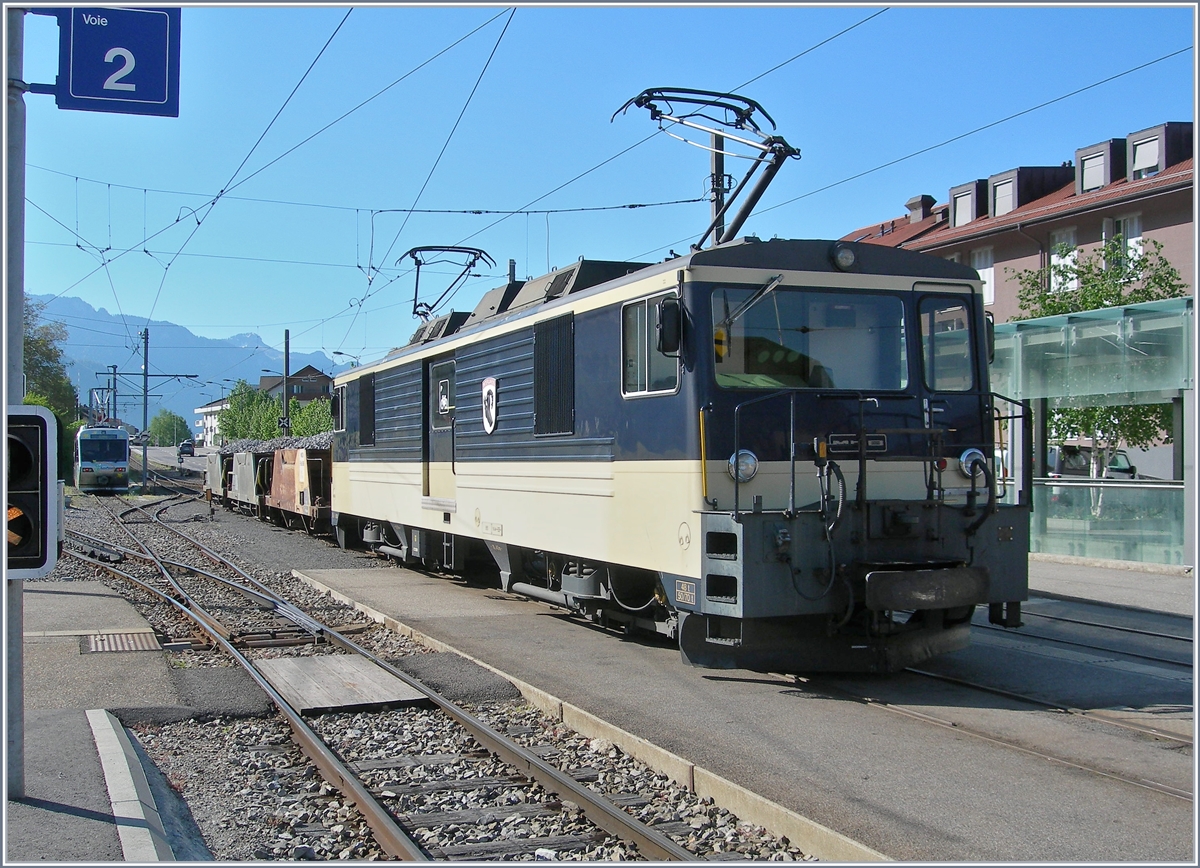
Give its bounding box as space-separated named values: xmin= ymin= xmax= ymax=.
xmin=140 ymin=9 xmax=355 ymax=325
xmin=627 ymin=44 xmax=1195 ymax=262
xmin=28 ymin=8 xmax=519 ymax=317
xmin=342 ymin=8 xmax=516 ymax=343
xmin=27 ymin=14 xmax=1191 ymax=364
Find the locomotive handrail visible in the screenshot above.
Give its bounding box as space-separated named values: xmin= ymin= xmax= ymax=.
xmin=732 ymin=388 xmax=796 ymax=519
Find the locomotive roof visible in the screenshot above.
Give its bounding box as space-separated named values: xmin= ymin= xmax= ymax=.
xmin=344 ymin=236 xmax=979 ymax=379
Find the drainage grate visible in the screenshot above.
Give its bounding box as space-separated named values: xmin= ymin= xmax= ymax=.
xmin=81 ymin=632 xmax=162 ymax=653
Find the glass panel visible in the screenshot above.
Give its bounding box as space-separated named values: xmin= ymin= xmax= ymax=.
xmin=953 ymin=192 xmax=973 ymax=227
xmin=1032 ymin=481 xmax=1186 ymax=566
xmin=80 ymin=438 xmax=127 ymax=462
xmin=648 ymin=300 xmax=678 ymax=392
xmin=712 ymin=288 xmax=907 ymax=391
xmin=622 ymin=302 xmax=647 ymax=393
xmin=990 ymin=298 xmax=1191 ymax=402
xmin=1131 ymin=137 xmax=1159 ymax=174
xmin=920 ymin=297 xmax=975 ymax=391
xmin=430 ymin=361 xmax=455 ymax=430
xmin=1081 ymin=154 xmax=1104 ymax=191
xmin=992 ymin=180 xmax=1013 ymax=216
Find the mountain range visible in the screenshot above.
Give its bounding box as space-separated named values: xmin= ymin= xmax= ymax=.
xmin=30 ymin=293 xmax=350 ymax=436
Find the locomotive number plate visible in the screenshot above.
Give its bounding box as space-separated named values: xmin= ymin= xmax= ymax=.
xmin=675 ymin=580 xmax=697 ymax=606
xmin=827 ymin=433 xmax=887 ymax=453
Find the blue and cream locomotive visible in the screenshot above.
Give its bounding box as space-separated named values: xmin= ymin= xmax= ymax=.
xmin=327 ymin=235 xmax=1031 ymax=673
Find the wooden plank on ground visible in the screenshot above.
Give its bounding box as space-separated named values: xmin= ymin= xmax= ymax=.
xmin=254 ymin=655 xmax=427 ymax=713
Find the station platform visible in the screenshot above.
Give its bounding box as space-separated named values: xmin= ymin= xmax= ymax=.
xmin=5 ymin=555 xmax=1193 ymax=861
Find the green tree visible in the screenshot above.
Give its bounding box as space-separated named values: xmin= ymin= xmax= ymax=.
xmin=289 ymin=396 xmax=333 ymax=437
xmin=218 ymin=380 xmax=283 ymax=441
xmin=148 ymin=409 xmax=192 ymax=446
xmin=23 ymin=300 xmax=78 ymax=420
xmin=22 ymin=392 xmax=74 ymax=479
xmin=1010 ymin=235 xmax=1188 ymax=487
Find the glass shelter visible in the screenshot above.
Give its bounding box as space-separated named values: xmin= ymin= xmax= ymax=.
xmin=991 ymin=297 xmax=1194 ymax=567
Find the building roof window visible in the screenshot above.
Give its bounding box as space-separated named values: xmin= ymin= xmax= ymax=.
xmin=952 ymin=192 xmax=973 ymax=227
xmin=992 ymin=180 xmax=1014 ymax=217
xmin=1131 ymin=136 xmax=1160 ymax=180
xmin=1080 ymin=153 xmax=1105 ymax=192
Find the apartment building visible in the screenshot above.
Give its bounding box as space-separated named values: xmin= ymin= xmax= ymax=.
xmin=840 ymin=121 xmax=1194 ymax=323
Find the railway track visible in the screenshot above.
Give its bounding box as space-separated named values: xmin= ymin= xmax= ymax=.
xmin=801 ymin=671 xmax=1193 ymax=803
xmin=786 ymin=600 xmax=1194 ymax=806
xmin=975 ymin=605 xmax=1193 ymax=668
xmin=62 ymin=494 xmax=795 ymax=861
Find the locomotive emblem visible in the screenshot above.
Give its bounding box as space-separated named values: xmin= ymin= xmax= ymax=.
xmin=481 ymin=377 xmax=498 ymax=434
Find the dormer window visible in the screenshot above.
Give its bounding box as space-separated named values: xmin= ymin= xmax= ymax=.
xmin=992 ymin=180 xmax=1014 ymax=217
xmin=952 ymin=192 xmax=973 ymax=227
xmin=1075 ymin=139 xmax=1125 ymax=195
xmin=1130 ymin=136 xmax=1160 ymax=180
xmin=949 ymin=180 xmax=987 ymax=227
xmin=1125 ymin=122 xmax=1191 ymax=182
xmin=1080 ymin=153 xmax=1105 ymax=191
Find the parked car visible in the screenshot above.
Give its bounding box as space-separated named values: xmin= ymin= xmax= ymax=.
xmin=130 ymin=432 xmax=149 ymax=446
xmin=178 ymin=440 xmax=195 ymax=457
xmin=1046 ymin=445 xmax=1138 ymax=479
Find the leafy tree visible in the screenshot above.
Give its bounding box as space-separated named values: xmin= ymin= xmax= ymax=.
xmin=218 ymin=380 xmax=282 ymax=441
xmin=148 ymin=409 xmax=193 ymax=446
xmin=289 ymin=396 xmax=333 ymax=437
xmin=1009 ymin=235 xmax=1188 ymax=486
xmin=1014 ymin=236 xmax=1187 ymax=320
xmin=23 ymin=300 xmax=78 ymax=420
xmin=22 ymin=392 xmax=73 ymax=479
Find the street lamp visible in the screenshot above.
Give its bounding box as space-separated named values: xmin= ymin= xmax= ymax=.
xmin=333 ymin=351 xmax=360 ymax=368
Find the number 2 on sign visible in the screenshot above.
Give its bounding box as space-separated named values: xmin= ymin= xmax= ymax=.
xmin=103 ymin=47 xmax=136 ymax=91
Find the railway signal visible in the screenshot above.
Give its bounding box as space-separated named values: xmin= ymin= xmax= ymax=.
xmin=6 ymin=406 xmax=59 ymax=579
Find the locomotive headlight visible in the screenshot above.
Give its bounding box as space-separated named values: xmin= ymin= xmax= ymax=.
xmin=728 ymin=449 xmax=759 ymax=482
xmin=831 ymin=243 xmax=858 ymax=271
xmin=958 ymin=448 xmax=987 ymax=478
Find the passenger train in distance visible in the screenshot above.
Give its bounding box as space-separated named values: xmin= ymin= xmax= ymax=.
xmin=224 ymin=88 xmax=1032 ymax=673
xmin=74 ymin=424 xmax=130 ymax=494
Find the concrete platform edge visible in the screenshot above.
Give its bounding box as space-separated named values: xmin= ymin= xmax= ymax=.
xmin=85 ymin=709 xmax=174 ymax=862
xmin=1029 ymin=551 xmax=1193 ymax=576
xmin=293 ymin=569 xmax=888 ymax=862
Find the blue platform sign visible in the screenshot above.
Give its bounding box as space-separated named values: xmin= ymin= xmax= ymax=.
xmin=46 ymin=7 xmax=180 ymax=117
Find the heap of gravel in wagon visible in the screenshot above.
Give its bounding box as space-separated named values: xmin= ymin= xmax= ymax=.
xmin=218 ymin=431 xmax=334 ymax=456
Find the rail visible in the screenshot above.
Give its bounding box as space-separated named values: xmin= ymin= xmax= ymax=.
xmin=73 ymin=498 xmax=695 ymax=861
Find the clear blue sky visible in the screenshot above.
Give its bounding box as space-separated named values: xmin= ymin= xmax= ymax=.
xmin=19 ymin=3 xmax=1196 ymax=366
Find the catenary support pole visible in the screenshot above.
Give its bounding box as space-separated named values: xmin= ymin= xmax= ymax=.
xmin=142 ymin=329 xmax=149 ymax=491
xmin=7 ymin=5 xmax=28 ymax=800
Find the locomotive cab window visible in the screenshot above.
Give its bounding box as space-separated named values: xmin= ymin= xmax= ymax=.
xmin=919 ymin=296 xmax=975 ymax=392
xmin=359 ymin=373 xmax=376 ymax=446
xmin=712 ymin=287 xmax=908 ymax=391
xmin=430 ymin=360 xmax=456 ymax=430
xmin=622 ymin=292 xmax=680 ymax=396
xmin=332 ymin=385 xmax=346 ymax=432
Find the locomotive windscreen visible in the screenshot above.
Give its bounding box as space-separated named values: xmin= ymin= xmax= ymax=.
xmin=79 ymin=438 xmax=128 ymax=462
xmin=712 ymin=287 xmax=908 ymax=391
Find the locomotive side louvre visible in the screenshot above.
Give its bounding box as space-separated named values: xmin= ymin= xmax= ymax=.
xmin=329 ymin=238 xmax=1031 ymax=674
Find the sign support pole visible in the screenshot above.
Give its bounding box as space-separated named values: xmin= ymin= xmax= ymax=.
xmin=7 ymin=5 xmax=28 ymax=800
